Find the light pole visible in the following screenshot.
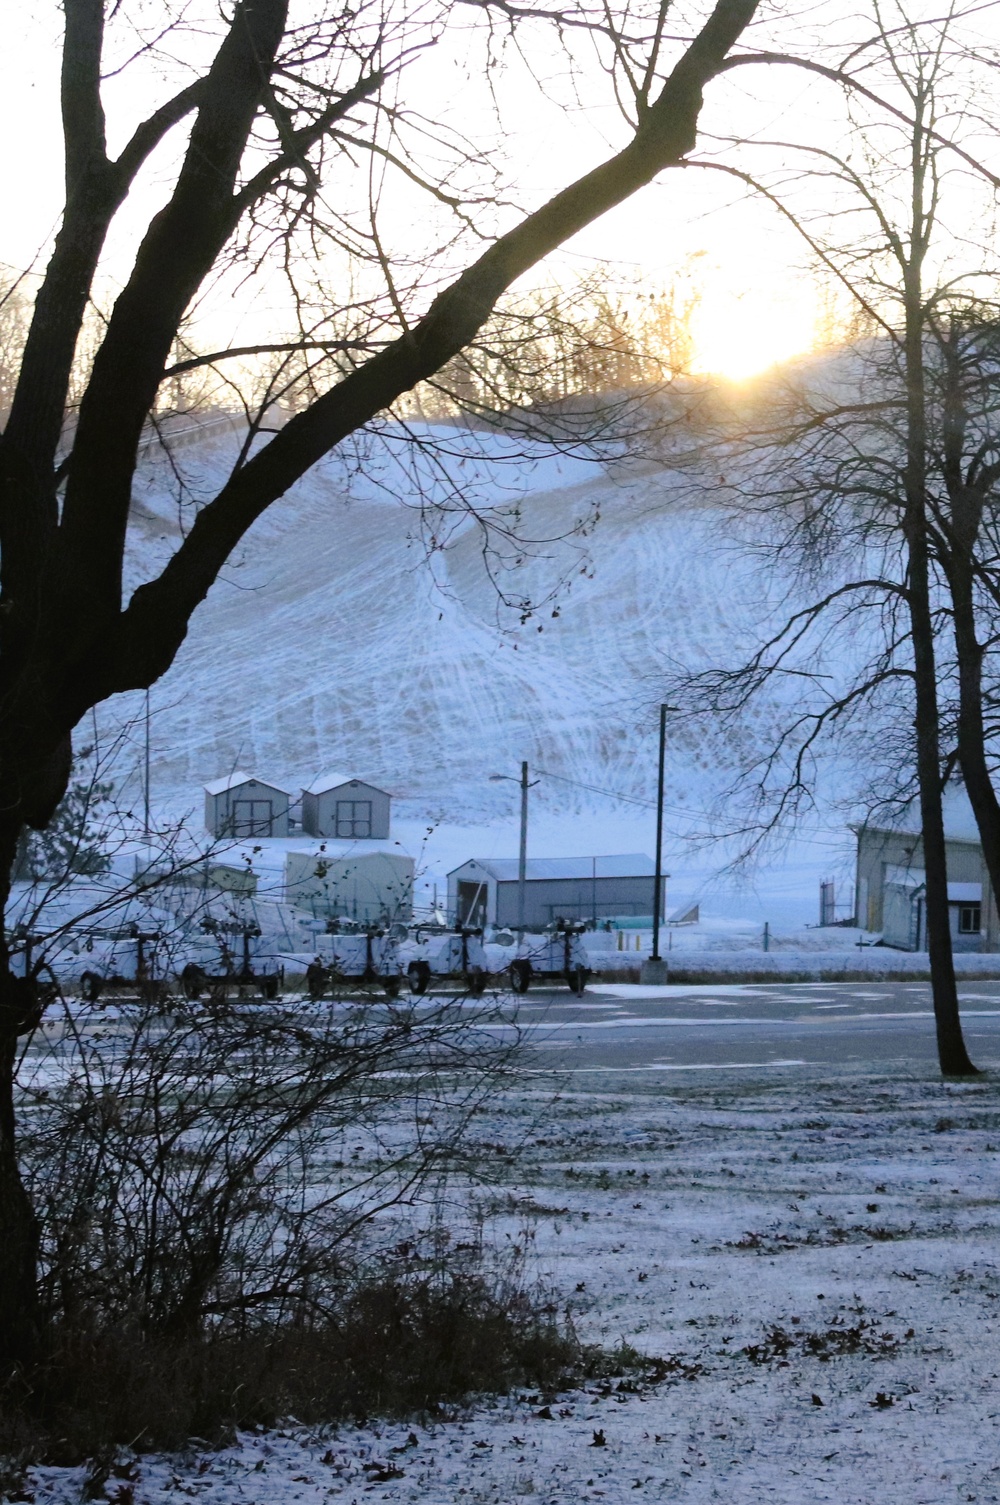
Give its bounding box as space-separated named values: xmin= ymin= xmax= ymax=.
xmin=651 ymin=704 xmax=667 ymax=963
xmin=490 ymin=761 xmax=535 ymax=938
xmin=641 ymin=705 xmax=676 ymax=985
xmin=143 ymin=687 xmax=151 ymax=840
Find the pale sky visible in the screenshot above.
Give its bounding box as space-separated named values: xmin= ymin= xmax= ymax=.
xmin=2 ymin=2 xmax=997 ymax=382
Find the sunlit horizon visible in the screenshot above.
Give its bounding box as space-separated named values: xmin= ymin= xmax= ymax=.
xmin=687 ymin=280 xmax=821 ymax=381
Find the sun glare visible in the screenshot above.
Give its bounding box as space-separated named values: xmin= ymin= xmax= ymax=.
xmin=689 ymin=285 xmax=818 ymax=382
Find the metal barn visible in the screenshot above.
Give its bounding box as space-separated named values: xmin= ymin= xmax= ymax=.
xmin=204 ymin=772 xmax=290 ymax=839
xmin=854 ymin=786 xmax=997 ymax=951
xmin=447 ymin=854 xmax=662 ymax=930
xmin=300 ymin=773 xmax=391 ymax=840
xmin=285 ymin=848 xmax=413 ymax=924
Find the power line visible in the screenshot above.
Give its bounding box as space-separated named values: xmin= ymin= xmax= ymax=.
xmin=534 ymin=766 xmax=712 ymax=825
xmin=533 ymin=766 xmax=855 ymax=849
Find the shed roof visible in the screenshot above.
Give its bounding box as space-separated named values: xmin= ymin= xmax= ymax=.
xmin=304 ymin=770 xmax=390 ymax=797
xmin=284 ymin=845 xmax=411 ymax=866
xmin=204 ymin=771 xmax=288 ymax=797
xmin=450 ymin=854 xmax=656 ymax=881
xmin=857 ymin=785 xmax=982 ymax=843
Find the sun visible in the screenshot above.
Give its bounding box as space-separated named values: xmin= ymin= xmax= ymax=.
xmin=689 ymin=282 xmax=819 ymax=382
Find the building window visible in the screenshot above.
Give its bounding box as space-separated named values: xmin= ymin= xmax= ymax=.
xmin=230 ymin=799 xmax=273 ymax=837
xmin=336 ymin=799 xmax=372 ymax=838
xmin=958 ymin=904 xmax=982 ymax=934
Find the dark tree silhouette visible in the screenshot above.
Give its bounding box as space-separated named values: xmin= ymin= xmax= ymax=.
xmin=0 ymin=0 xmax=760 ymax=1364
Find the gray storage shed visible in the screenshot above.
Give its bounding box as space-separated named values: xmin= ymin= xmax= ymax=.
xmin=301 ymin=773 xmax=391 ymax=840
xmin=204 ymin=772 xmax=290 ymax=838
xmin=447 ymin=854 xmax=663 ymax=930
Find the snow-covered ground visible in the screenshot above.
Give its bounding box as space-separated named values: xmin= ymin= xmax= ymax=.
xmin=24 ymin=1044 xmax=1000 ymax=1503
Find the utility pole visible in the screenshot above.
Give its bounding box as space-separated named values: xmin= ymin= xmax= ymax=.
xmin=490 ymin=762 xmax=536 ymax=940
xmin=651 ymin=704 xmax=666 ymax=962
xmin=143 ymin=688 xmax=151 ymax=840
xmin=518 ymin=759 xmax=529 ymax=940
xmin=641 ymin=705 xmax=673 ymax=986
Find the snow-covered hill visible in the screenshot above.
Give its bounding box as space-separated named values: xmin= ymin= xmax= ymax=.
xmin=104 ymin=418 xmax=860 ymax=921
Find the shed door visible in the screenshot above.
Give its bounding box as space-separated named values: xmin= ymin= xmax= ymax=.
xmin=335 ymin=799 xmax=372 ymax=838
xmin=231 ymin=799 xmax=273 ymax=837
xmin=457 ymin=880 xmax=487 ymax=927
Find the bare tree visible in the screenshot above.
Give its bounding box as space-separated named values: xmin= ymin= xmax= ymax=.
xmin=660 ymin=2 xmax=1000 ymax=1075
xmin=925 ymin=315 xmax=1000 ymax=935
xmin=0 ymin=0 xmax=763 ymax=1363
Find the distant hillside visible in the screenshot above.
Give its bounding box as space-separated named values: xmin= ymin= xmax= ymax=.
xmin=101 ymin=406 xmax=865 ymax=928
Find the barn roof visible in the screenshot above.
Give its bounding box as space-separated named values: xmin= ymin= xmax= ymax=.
xmin=856 ymin=784 xmax=981 ymax=843
xmin=450 ymin=854 xmax=656 ymax=881
xmin=304 ymin=771 xmax=390 ymax=797
xmin=204 ymin=771 xmax=288 ymax=796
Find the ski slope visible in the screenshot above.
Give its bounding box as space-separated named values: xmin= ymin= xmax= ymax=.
xmin=104 ymin=419 xmax=862 ymax=921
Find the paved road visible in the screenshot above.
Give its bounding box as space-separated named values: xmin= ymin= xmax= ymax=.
xmin=508 ymin=979 xmax=1000 ymax=1073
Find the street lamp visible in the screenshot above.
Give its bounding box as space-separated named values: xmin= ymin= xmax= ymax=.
xmin=489 ymin=761 xmax=536 ymax=938
xmin=642 ymin=705 xmax=679 ymax=985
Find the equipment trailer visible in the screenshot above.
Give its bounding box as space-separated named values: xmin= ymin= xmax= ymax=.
xmin=178 ymin=919 xmax=283 ymax=1001
xmin=406 ymin=926 xmax=488 ymax=995
xmin=78 ymin=925 xmax=170 ymax=1005
xmin=508 ymin=919 xmax=591 ymax=996
xmin=303 ymin=923 xmax=404 ymax=1000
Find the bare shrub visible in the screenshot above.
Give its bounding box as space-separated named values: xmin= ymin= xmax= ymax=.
xmin=20 ymin=990 xmax=520 ymax=1338
xmin=0 ymin=1235 xmax=584 ymax=1459
xmin=0 ymin=984 xmax=600 ymax=1455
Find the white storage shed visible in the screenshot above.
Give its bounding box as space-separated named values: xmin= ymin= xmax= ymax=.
xmin=204 ymin=772 xmax=290 ymax=839
xmin=300 ymin=773 xmax=391 ymax=840
xmin=285 ymin=847 xmax=413 ymax=924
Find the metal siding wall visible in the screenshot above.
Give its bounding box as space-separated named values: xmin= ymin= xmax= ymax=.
xmin=495 ymin=876 xmax=659 ymax=928
xmin=285 ymin=851 xmax=414 ymax=921
xmin=859 ymin=827 xmax=996 ymax=947
xmin=370 ymin=789 xmax=391 ymax=839
xmin=857 ymin=830 xmax=922 ymax=930
xmin=271 ymin=791 xmax=290 ymax=838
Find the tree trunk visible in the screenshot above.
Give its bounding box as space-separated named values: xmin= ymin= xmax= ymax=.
xmin=0 ymin=1037 xmax=41 ymax=1370
xmin=906 ymin=527 xmax=978 ymax=1074
xmin=0 ymin=821 xmax=42 ymax=1368
xmin=899 ymin=122 xmax=976 ymax=1073
xmin=946 ymin=542 xmax=1000 ymax=943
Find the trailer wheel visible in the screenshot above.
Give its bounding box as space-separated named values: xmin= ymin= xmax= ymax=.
xmin=261 ymin=973 xmax=279 ymax=1001
xmin=408 ymin=960 xmax=430 ymax=996
xmin=306 ymin=961 xmax=327 ymax=1001
xmin=509 ymin=959 xmax=532 ymax=994
xmin=80 ymin=970 xmax=102 ymax=1003
xmin=466 ymin=966 xmax=487 ymax=996
xmin=566 ymin=966 xmax=590 ymax=997
xmin=181 ymin=964 xmax=206 ymax=1001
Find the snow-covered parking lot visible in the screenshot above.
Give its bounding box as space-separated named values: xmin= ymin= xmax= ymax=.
xmin=24 ymin=984 xmax=1000 ymax=1504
